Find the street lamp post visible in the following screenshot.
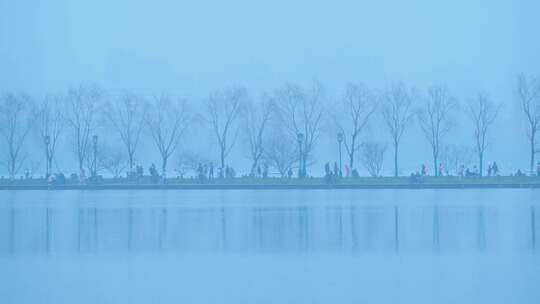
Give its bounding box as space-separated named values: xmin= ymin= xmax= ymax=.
xmin=337 ymin=132 xmax=343 ymax=177
xmin=297 ymin=133 xmax=304 ymax=179
xmin=92 ymin=135 xmax=98 ymax=177
xmin=44 ymin=136 xmax=51 ymax=178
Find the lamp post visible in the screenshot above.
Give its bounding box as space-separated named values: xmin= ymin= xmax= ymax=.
xmin=44 ymin=135 xmax=51 ymax=178
xmin=297 ymin=132 xmax=304 ymax=179
xmin=92 ymin=135 xmax=98 ymax=177
xmin=337 ymin=132 xmax=343 ymax=177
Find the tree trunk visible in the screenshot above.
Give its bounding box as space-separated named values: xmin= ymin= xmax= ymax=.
xmin=530 ymin=134 xmax=536 ymax=173
xmin=129 ymin=153 xmax=134 ymax=170
xmin=162 ymin=155 xmax=168 ymax=175
xmin=47 ymin=156 xmax=53 ymax=177
xmin=9 ymin=157 xmax=15 ymax=178
xmin=302 ymin=152 xmax=307 ymax=177
xmin=393 ymin=142 xmax=398 ymax=177
xmin=220 ymin=148 xmax=225 ymax=170
xmin=479 ymin=152 xmax=484 ymax=177
xmin=349 ymin=136 xmax=356 ymax=170
xmin=433 ymin=153 xmax=438 ymax=177
xmin=250 ymin=160 xmax=257 ymax=176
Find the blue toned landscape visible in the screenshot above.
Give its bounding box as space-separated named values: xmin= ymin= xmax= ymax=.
xmin=1 ymin=0 xmax=539 ymax=302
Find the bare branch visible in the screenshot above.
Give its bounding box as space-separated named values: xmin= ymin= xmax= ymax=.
xmin=417 ymin=85 xmax=457 ymax=176
xmin=104 ymin=92 xmax=147 ymax=169
xmin=241 ymin=93 xmax=273 ymax=175
xmin=64 ymin=84 xmax=103 ymax=171
xmin=273 ymin=81 xmax=325 ymax=176
xmin=381 ymin=83 xmax=415 ymax=176
xmin=0 ymin=93 xmax=35 ymax=177
xmin=263 ymin=126 xmax=299 ymax=177
xmin=516 ymin=73 xmax=540 ymax=171
xmin=467 ymin=92 xmax=501 ymax=176
xmin=205 ymin=87 xmax=246 ymax=170
xmin=34 ymin=94 xmax=64 ymax=176
xmin=146 ymin=94 xmax=192 ymax=175
xmin=360 ymin=142 xmax=387 ymax=177
xmin=332 ymin=83 xmax=378 ymax=170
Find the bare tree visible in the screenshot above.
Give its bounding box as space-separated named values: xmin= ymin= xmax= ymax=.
xmin=440 ymin=144 xmax=473 ymax=176
xmin=101 ymin=148 xmax=127 ymax=179
xmin=333 ymin=83 xmax=378 ymax=170
xmin=273 ymin=81 xmax=324 ymax=177
xmin=84 ymin=138 xmax=104 ymax=177
xmin=174 ymin=151 xmax=210 ymax=178
xmin=64 ymin=85 xmax=102 ymax=171
xmin=360 ymin=142 xmax=387 ymax=177
xmin=381 ymin=83 xmax=415 ymax=177
xmin=242 ymin=94 xmax=272 ymax=175
xmin=146 ymin=95 xmax=192 ymax=175
xmin=0 ymin=94 xmax=35 ymax=177
xmin=80 ymin=141 xmax=120 ymax=178
xmin=263 ymin=128 xmax=298 ymax=177
xmin=467 ymin=93 xmax=501 ymax=176
xmin=205 ymin=87 xmax=245 ymax=170
xmin=417 ymin=85 xmax=457 ymax=176
xmin=104 ymin=92 xmax=146 ymax=170
xmin=35 ymin=95 xmax=64 ymax=177
xmin=516 ymin=73 xmax=540 ymax=173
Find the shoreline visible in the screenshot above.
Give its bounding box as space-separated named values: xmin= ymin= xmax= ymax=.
xmin=1 ymin=182 xmax=539 ymax=190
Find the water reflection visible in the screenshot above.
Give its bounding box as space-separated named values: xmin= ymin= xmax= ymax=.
xmin=532 ymin=206 xmax=537 ymax=250
xmin=0 ymin=204 xmax=537 ymax=255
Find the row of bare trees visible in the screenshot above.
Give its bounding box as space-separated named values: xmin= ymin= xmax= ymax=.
xmin=1 ymin=74 xmax=539 ymax=178
xmin=337 ymin=83 xmax=501 ymax=177
xmin=517 ymin=74 xmax=540 ymax=173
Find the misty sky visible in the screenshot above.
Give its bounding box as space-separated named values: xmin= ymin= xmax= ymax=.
xmin=1 ymin=0 xmax=539 ymax=175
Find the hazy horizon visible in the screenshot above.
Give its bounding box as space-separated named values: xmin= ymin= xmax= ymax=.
xmin=1 ymin=0 xmax=539 ymax=176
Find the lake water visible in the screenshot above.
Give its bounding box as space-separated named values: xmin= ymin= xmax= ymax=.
xmin=1 ymin=189 xmax=539 ymax=303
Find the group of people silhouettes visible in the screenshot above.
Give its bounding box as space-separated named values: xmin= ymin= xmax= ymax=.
xmin=196 ymin=163 xmax=240 ymax=181
xmin=324 ymin=162 xmax=360 ymax=183
xmin=29 ymin=158 xmax=540 ymax=185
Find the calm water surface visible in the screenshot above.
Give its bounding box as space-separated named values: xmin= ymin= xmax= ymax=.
xmin=0 ymin=189 xmax=537 ymax=255
xmin=1 ymin=189 xmax=539 ymax=304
